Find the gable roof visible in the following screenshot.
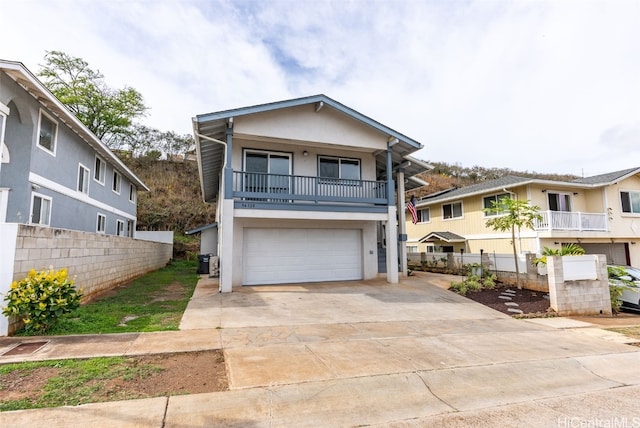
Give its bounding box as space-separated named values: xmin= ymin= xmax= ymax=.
xmin=571 ymin=167 xmax=640 ymax=185
xmin=416 ymin=175 xmax=531 ymax=206
xmin=415 ymin=168 xmax=640 ymax=208
xmin=419 ymin=231 xmax=466 ymax=243
xmin=0 ymin=60 xmax=148 ymax=191
xmin=193 ymin=94 xmax=428 ymax=203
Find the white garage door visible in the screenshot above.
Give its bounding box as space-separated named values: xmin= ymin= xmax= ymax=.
xmin=243 ymin=228 xmax=363 ymax=285
xmin=580 ymin=243 xmax=629 ymax=266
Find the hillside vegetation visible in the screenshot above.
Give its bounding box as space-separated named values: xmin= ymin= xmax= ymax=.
xmin=123 ymin=157 xmax=215 ymax=233
xmin=411 ymin=161 xmax=580 ymax=199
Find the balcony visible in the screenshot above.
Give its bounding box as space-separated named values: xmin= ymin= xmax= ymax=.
xmin=534 ymin=210 xmax=608 ymax=232
xmin=231 ymin=171 xmax=388 ymax=212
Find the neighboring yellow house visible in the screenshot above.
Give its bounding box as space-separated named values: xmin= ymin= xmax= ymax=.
xmin=405 ymin=167 xmax=640 ymax=267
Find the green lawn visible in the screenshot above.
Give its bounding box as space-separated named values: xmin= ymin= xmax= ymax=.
xmin=15 ymin=259 xmax=199 ymax=336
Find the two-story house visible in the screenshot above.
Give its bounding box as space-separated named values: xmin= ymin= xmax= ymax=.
xmin=405 ymin=168 xmax=640 ymax=267
xmin=193 ymin=95 xmax=429 ymax=292
xmin=0 ymin=60 xmax=147 ymax=235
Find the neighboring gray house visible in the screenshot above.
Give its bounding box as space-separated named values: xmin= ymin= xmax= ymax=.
xmin=193 ymin=95 xmax=430 ymax=292
xmin=0 ymin=60 xmax=148 ymax=235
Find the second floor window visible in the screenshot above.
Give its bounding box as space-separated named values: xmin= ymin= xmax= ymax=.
xmin=94 ymin=156 xmax=106 ymax=184
xmin=318 ymin=156 xmax=360 ymax=181
xmin=113 ymin=171 xmax=121 ymax=194
xmin=129 ymin=184 xmax=137 ymax=203
xmin=38 ymin=110 xmax=58 ymax=154
xmin=417 ymin=208 xmax=430 ymax=223
xmin=78 ymin=164 xmax=90 ymax=194
xmin=483 ymin=193 xmax=510 ymax=216
xmin=621 ymin=191 xmax=640 ymax=214
xmin=548 ymin=192 xmax=571 ymax=212
xmin=443 ymin=202 xmax=463 ymax=219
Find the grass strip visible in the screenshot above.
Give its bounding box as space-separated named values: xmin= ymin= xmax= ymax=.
xmin=16 ymin=259 xmax=198 ymax=336
xmin=0 ymin=357 xmax=162 ymax=411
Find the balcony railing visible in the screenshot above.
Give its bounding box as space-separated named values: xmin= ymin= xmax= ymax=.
xmin=534 ymin=210 xmax=608 ymax=232
xmin=232 ymin=171 xmax=388 ymax=206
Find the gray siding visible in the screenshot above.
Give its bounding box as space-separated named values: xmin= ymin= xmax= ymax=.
xmin=0 ymin=69 xmax=138 ymax=234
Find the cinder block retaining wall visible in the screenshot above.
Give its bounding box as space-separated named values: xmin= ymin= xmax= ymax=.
xmin=547 ymin=255 xmax=611 ymax=316
xmin=2 ymin=224 xmax=172 ymax=335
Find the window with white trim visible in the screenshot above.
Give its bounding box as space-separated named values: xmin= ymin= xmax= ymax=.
xmin=442 ymin=202 xmax=463 ymax=219
xmin=112 ymin=171 xmax=121 ymax=194
xmin=94 ymin=156 xmax=106 ymax=184
xmin=129 ymin=184 xmax=137 ymax=203
xmin=78 ymin=164 xmax=90 ymax=194
xmin=417 ymin=208 xmax=430 ymax=223
xmin=127 ymin=220 xmax=135 ymax=237
xmin=318 ymin=156 xmax=360 ymax=181
xmin=116 ymin=219 xmax=125 ymax=236
xmin=97 ymin=213 xmax=106 ymax=233
xmin=37 ymin=110 xmax=58 ymax=154
xmin=483 ymin=193 xmax=511 ymax=216
xmin=548 ymin=192 xmax=572 ymax=212
xmin=407 ymin=246 xmax=418 ymax=253
xmin=31 ymin=193 xmax=52 ymax=226
xmin=621 ymin=191 xmax=640 ymax=214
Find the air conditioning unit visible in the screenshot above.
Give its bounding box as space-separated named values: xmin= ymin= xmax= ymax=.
xmin=209 ymin=255 xmax=220 ymax=278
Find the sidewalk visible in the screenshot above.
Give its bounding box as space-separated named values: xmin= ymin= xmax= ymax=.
xmin=1 ymin=274 xmax=639 ymax=427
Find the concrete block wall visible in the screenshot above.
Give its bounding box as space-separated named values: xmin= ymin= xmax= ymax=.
xmin=546 ymin=255 xmax=611 ymax=316
xmin=2 ymin=224 xmax=173 ymax=335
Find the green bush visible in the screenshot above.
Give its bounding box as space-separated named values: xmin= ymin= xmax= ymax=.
xmin=2 ymin=268 xmax=82 ymax=334
xmin=449 ymin=281 xmax=469 ymax=296
xmin=483 ymin=274 xmax=497 ymax=289
xmin=609 ymin=285 xmax=624 ymax=314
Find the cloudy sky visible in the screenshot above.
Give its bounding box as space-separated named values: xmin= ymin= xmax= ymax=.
xmin=2 ymin=0 xmax=639 ymax=177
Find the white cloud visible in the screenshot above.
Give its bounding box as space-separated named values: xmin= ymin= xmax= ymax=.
xmin=1 ymin=0 xmax=639 ymax=176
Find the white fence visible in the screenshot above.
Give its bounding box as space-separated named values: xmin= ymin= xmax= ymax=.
xmin=409 ymin=251 xmax=530 ymax=274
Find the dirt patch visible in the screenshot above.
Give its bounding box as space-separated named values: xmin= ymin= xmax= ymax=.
xmin=149 ymin=281 xmax=187 ymax=303
xmin=462 ymin=285 xmax=553 ymax=317
xmin=0 ymin=350 xmax=228 ymax=407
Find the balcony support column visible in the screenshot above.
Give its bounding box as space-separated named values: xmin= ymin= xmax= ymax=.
xmin=223 ymin=121 xmax=234 ymax=200
xmin=396 ymin=168 xmax=408 ymax=276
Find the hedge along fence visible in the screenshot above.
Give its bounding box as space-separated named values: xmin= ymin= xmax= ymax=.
xmin=0 ymin=224 xmax=173 ymax=336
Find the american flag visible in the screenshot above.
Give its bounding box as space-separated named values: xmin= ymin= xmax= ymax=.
xmin=407 ymin=195 xmax=418 ymax=224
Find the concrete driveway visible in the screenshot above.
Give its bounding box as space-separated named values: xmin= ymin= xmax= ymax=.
xmin=176 ymin=272 xmax=640 ymax=426
xmin=2 ymin=271 xmax=640 ymax=427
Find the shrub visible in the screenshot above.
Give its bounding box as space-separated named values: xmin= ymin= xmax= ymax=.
xmin=609 ymin=284 xmax=624 ymax=314
xmin=483 ymin=274 xmax=497 ymax=289
xmin=449 ymin=281 xmax=469 ymax=296
xmin=2 ymin=268 xmax=82 ymax=334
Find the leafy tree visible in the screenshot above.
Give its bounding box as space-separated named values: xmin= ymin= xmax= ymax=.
xmin=38 ymin=51 xmax=147 ymax=145
xmin=484 ymin=196 xmax=542 ymax=289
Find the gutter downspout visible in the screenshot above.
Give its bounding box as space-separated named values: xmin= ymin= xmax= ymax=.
xmin=193 ymin=126 xmax=229 ymax=293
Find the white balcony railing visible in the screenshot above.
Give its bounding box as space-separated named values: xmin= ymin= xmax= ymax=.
xmin=534 ymin=210 xmax=608 ymax=232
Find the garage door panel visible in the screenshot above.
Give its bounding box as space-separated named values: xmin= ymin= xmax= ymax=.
xmin=580 ymin=243 xmax=628 ymax=266
xmin=243 ymin=228 xmax=362 ymax=285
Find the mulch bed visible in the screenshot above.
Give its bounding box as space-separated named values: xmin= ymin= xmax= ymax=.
xmin=463 ymin=284 xmax=553 ymax=317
